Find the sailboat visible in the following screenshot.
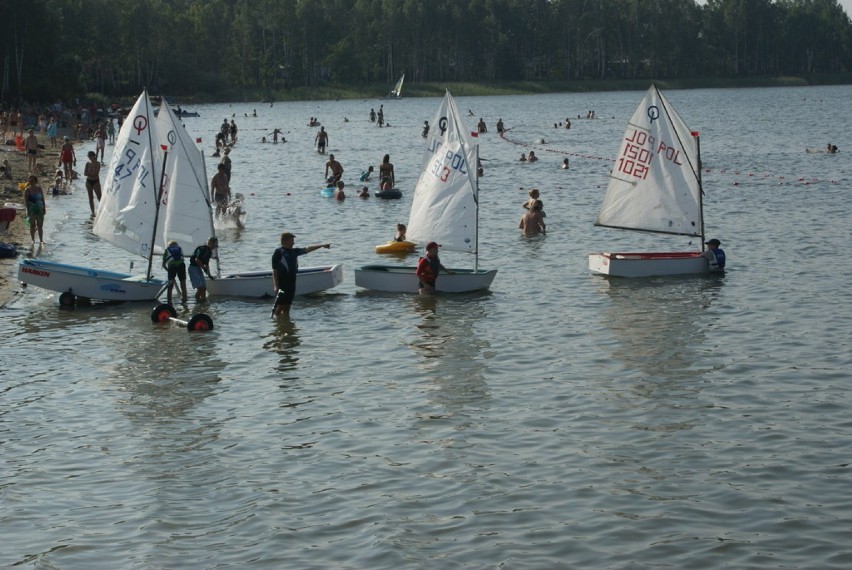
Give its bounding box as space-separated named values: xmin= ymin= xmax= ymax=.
xmin=588 ymin=84 xmax=711 ymax=278
xmin=385 ymin=74 xmax=404 ymax=100
xmin=354 ymin=90 xmax=497 ymax=293
xmin=18 ymin=90 xmax=170 ymax=305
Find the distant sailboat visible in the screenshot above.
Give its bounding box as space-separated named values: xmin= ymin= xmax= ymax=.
xmin=386 ymin=74 xmax=404 ymax=100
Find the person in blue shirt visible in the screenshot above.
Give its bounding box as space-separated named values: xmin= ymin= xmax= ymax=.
xmin=271 ymin=232 xmax=331 ymax=318
xmin=701 ymin=238 xmax=726 ymax=273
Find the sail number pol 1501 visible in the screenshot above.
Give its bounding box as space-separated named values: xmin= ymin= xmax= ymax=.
xmin=616 ymin=128 xmax=683 ymax=180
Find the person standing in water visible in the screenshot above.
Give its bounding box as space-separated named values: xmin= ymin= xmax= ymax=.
xmin=24 ymin=175 xmax=46 ymax=243
xmin=271 ymin=232 xmax=332 ymax=318
xmin=416 ymin=242 xmax=452 ymax=295
xmin=83 ymin=151 xmax=102 ymax=216
xmin=325 ymin=154 xmax=344 ymax=182
xmin=162 ymin=240 xmax=188 ymax=304
xmin=379 ymin=154 xmax=395 ymax=188
xmin=315 ymin=126 xmax=329 ymax=153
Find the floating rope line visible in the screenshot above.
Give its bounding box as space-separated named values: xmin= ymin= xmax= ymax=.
xmin=498 ymin=129 xmax=840 ymax=186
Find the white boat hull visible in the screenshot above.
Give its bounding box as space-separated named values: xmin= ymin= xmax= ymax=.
xmin=206 ymin=264 xmax=344 ymax=298
xmin=354 ymin=265 xmax=497 ymax=293
xmin=18 ymin=259 xmax=167 ymax=301
xmin=588 ymin=252 xmax=709 ymax=278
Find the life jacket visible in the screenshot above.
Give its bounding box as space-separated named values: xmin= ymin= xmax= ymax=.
xmin=163 ymin=244 xmax=183 ymax=268
xmin=417 ymin=255 xmax=439 ymax=284
xmin=711 ymin=248 xmax=726 ymax=270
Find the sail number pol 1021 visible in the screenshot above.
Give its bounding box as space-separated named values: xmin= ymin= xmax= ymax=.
xmin=617 ymin=128 xmax=683 ymax=180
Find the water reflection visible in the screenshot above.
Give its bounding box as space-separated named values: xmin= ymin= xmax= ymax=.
xmin=262 ymin=317 xmax=302 ymax=380
xmin=408 ymin=294 xmax=491 ymax=413
xmin=106 ymin=309 xmax=226 ymax=421
xmin=599 ymin=276 xmax=725 ymax=386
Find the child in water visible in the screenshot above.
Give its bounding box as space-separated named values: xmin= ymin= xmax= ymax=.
xmin=359 ymin=166 xmax=374 ymax=181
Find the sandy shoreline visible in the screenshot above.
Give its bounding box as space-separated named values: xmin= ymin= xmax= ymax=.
xmin=0 ymin=129 xmax=79 ymax=308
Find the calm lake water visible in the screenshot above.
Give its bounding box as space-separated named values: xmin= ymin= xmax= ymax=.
xmin=2 ymin=85 xmax=851 ymax=568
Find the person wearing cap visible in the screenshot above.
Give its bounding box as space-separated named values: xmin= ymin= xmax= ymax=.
xmin=416 ymin=242 xmax=452 ymax=295
xmin=701 ymin=238 xmax=726 ymax=273
xmin=271 ymin=232 xmax=331 ymax=318
xmin=58 ymin=136 xmax=76 ymax=181
xmin=162 ymin=240 xmax=188 ymax=304
xmin=188 ymin=237 xmax=218 ymax=302
xmin=83 ymin=151 xmax=102 ymax=215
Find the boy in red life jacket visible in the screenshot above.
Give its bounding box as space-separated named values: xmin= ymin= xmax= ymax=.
xmin=415 ymin=242 xmax=452 ymax=295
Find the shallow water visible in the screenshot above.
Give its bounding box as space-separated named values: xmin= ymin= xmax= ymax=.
xmin=1 ymin=85 xmax=851 ymax=568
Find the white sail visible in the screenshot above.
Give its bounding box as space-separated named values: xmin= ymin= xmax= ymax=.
xmin=93 ymin=90 xmax=163 ymax=259
xmin=391 ymin=74 xmax=404 ymax=98
xmin=155 ymin=101 xmax=215 ymax=250
xmin=595 ymin=84 xmax=702 ymax=238
xmin=407 ymin=90 xmax=478 ymax=254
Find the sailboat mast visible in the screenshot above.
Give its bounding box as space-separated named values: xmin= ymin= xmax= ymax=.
xmin=198 ymin=139 xmax=220 ymax=276
xmin=474 ymin=142 xmax=480 ymax=272
xmin=694 ymin=132 xmax=706 ymax=250
xmin=145 ymin=148 xmax=169 ymax=281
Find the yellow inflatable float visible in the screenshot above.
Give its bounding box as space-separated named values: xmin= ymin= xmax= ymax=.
xmin=375 ymin=240 xmax=416 ymax=254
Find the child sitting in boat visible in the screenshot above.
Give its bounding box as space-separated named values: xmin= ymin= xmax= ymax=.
xmin=394 ymin=223 xmax=407 ymax=242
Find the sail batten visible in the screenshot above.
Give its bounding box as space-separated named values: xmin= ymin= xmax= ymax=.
xmin=594 ymin=84 xmax=703 ymax=238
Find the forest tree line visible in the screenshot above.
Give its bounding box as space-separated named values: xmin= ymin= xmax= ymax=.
xmin=2 ymin=0 xmax=851 ymax=102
